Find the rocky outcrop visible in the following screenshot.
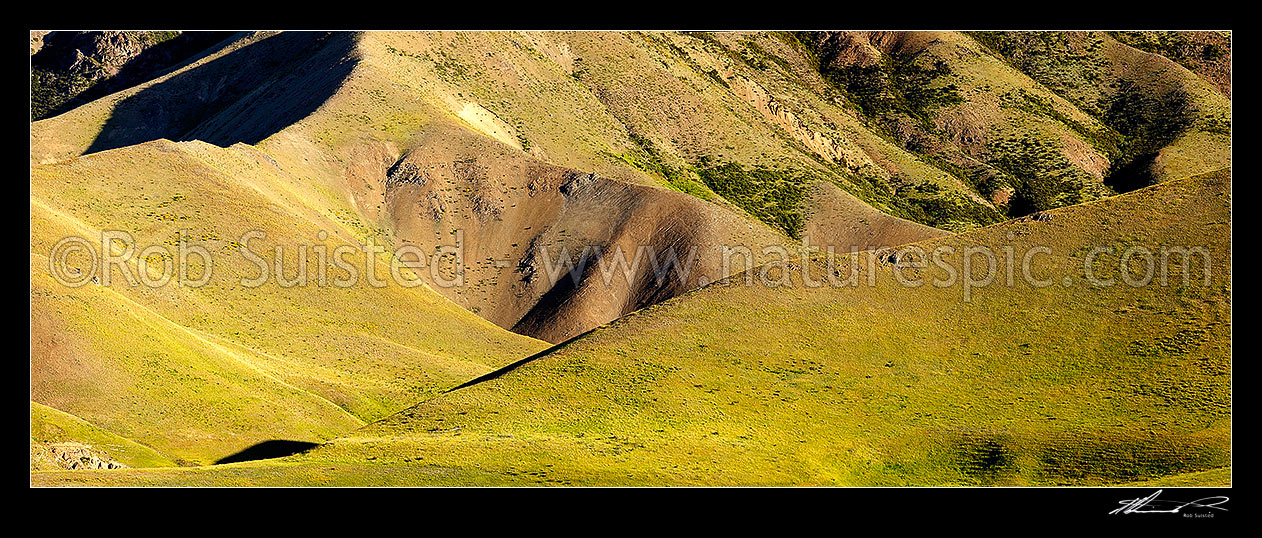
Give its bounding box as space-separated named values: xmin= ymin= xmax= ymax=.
xmin=718 ymin=67 xmax=890 ymax=183
xmin=31 ymin=442 xmax=127 ymax=471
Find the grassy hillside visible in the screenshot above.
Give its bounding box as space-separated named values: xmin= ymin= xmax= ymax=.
xmin=968 ymin=31 xmax=1231 ymax=191
xmin=30 ymin=31 xmax=950 ymax=344
xmin=31 ymin=402 xmax=176 ymax=469
xmin=1126 ymin=466 xmax=1231 ymax=487
xmin=30 ymin=31 xmax=1229 ymax=233
xmin=34 ymin=168 xmax=1230 ymax=485
xmin=798 ymin=31 xmax=1121 ymax=218
xmin=1109 ymin=31 xmax=1231 ymax=98
xmin=28 ymin=31 xmax=1230 ymax=485
xmin=31 ymin=139 xmax=547 ymax=464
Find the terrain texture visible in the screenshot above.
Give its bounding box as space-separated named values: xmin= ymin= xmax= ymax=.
xmin=30 ymin=30 xmax=1230 ymax=485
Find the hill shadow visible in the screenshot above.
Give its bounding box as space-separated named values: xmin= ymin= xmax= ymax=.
xmin=445 ymin=328 xmax=596 ymax=393
xmin=32 ymin=31 xmax=238 ymax=121
xmin=84 ymin=31 xmax=358 ymax=154
xmin=214 ymin=440 xmax=320 ymax=465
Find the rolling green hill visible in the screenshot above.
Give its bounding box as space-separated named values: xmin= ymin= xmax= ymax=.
xmin=31 ymin=401 xmax=175 ymax=470
xmin=29 ymin=31 xmax=1230 ymax=486
xmin=31 ymin=139 xmax=547 ymax=464
xmin=33 ymin=168 xmax=1230 ymax=485
xmin=967 ymin=31 xmax=1231 ymax=191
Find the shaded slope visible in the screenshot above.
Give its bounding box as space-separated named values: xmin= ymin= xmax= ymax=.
xmin=30 ymin=31 xmax=235 ymax=120
xmin=30 ymin=32 xmax=359 ymax=162
xmin=86 ymin=31 xmax=357 ymax=153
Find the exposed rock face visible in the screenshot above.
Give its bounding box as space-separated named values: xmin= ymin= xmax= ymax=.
xmin=689 ymin=47 xmax=892 ymax=184
xmin=559 ymin=172 xmax=599 ymax=196
xmin=735 ymin=77 xmax=836 ymax=158
xmin=382 ymin=121 xmax=793 ymax=343
xmin=990 ymin=186 xmax=1015 ymax=207
xmin=385 ymin=161 xmax=426 ymax=188
xmin=30 ymin=31 xmax=50 ymax=55
xmin=31 ymin=442 xmax=126 ymax=471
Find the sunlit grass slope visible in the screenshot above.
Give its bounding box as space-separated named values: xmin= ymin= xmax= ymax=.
xmin=30 ymin=140 xmax=547 ymax=464
xmin=29 ymin=31 xmax=951 ymax=343
xmin=34 ymin=168 xmax=1230 ymax=485
xmin=1126 ymin=466 xmax=1231 ymax=487
xmin=30 ymin=402 xmax=175 ymax=469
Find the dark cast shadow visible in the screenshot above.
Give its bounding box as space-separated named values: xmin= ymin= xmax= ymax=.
xmin=84 ymin=31 xmax=358 ymax=154
xmin=214 ymin=440 xmax=320 ymax=465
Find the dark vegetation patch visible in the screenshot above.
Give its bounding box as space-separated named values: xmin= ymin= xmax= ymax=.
xmin=790 ymin=33 xmax=1022 ymax=229
xmin=966 ymin=31 xmax=1111 ymax=100
xmin=694 ymin=160 xmax=808 ymax=239
xmin=953 ymin=432 xmax=1021 ymax=484
xmin=615 ymin=133 xmax=807 ymax=239
xmin=809 ymin=48 xmax=964 ymax=130
xmin=761 ymin=34 xmax=1010 ymax=231
xmin=891 ymin=182 xmax=1003 ymax=230
xmin=684 ymin=31 xmax=726 ymax=51
xmin=965 ymin=32 xmax=1218 ymax=194
xmin=737 ymin=38 xmax=793 ymax=73
xmin=1000 ymin=89 xmax=1123 ymax=158
xmin=821 ymin=150 xmax=1003 ymax=232
xmin=702 ymin=68 xmax=729 ymax=88
xmin=1110 ymin=31 xmax=1227 ymax=66
xmin=918 ymin=154 xmax=1007 ymax=204
xmin=615 ymin=132 xmax=717 ymax=202
xmin=31 ymin=67 xmax=96 ymax=121
xmin=988 ymin=135 xmax=1104 ymax=215
xmin=1100 ymin=81 xmax=1196 ymax=192
xmin=801 ymin=32 xmax=1115 ymax=220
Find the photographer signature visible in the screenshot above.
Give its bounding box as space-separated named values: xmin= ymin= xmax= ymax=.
xmin=1110 ymin=489 xmax=1229 ymax=515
